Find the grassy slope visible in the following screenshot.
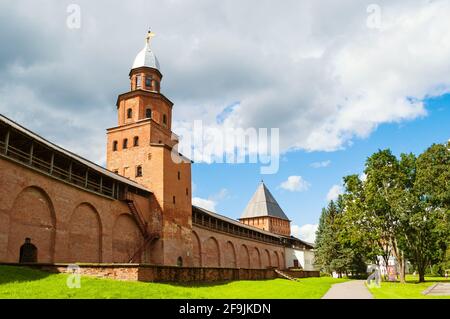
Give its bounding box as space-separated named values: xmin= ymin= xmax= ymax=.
xmin=0 ymin=265 xmax=347 ymax=299
xmin=368 ymin=275 xmax=450 ymax=299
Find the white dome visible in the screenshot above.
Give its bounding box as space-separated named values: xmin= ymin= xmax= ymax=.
xmin=132 ymin=32 xmax=160 ymax=70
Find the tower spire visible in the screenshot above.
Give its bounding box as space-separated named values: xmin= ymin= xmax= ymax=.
xmin=146 ymin=29 xmax=156 ymax=46
xmin=131 ymin=29 xmax=160 ymax=70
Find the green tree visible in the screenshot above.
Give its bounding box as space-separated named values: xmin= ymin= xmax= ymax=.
xmin=415 ymin=143 xmax=450 ymax=208
xmin=315 ymin=143 xmax=450 ymax=282
xmin=314 ymin=201 xmax=343 ymax=276
xmin=340 ymin=174 xmax=386 ymax=276
xmin=363 ymin=149 xmax=408 ymax=283
xmin=398 ymin=144 xmax=450 ymax=282
xmin=441 ymin=247 xmax=450 ymax=274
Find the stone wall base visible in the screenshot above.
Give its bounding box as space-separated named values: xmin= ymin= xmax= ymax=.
xmin=283 ymin=269 xmax=321 ymax=278
xmin=1 ymin=263 xmax=320 ymax=283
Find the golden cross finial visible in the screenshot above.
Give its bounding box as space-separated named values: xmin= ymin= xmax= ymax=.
xmin=146 ymin=30 xmax=156 ymax=45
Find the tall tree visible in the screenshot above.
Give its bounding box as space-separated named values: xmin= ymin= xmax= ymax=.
xmin=400 ymin=144 xmax=450 ymax=282
xmin=415 ymin=143 xmax=450 ymax=208
xmin=364 ymin=149 xmax=407 ymax=283
xmin=314 ymin=201 xmax=343 ymax=275
xmin=315 ymin=143 xmax=450 ymax=282
xmin=341 ymin=174 xmax=388 ymax=276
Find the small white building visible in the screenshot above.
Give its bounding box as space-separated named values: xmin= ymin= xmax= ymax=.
xmin=284 ymin=237 xmax=317 ymax=271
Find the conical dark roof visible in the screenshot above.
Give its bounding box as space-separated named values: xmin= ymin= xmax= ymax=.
xmin=240 ymin=181 xmax=289 ymax=221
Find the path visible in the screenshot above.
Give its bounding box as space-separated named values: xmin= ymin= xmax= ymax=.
xmin=322 ymin=280 xmax=374 ymax=299
xmin=422 ymin=283 xmax=450 ymax=296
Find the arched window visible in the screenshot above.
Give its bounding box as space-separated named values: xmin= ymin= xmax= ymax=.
xmin=145 ymin=76 xmax=152 ymax=88
xmin=112 ymin=140 xmax=118 ymax=151
xmin=136 ymin=165 xmax=143 ymax=177
xmin=163 ymin=114 xmax=167 ymax=125
xmin=127 ymin=108 xmax=133 ymax=119
xmin=177 ymin=256 xmax=183 ymax=267
xmin=173 ymin=196 xmax=176 ymax=204
xmin=135 ymin=75 xmax=141 ymax=89
xmin=133 ymin=136 xmax=139 ymax=147
xmin=19 ymin=238 xmax=37 ymax=263
xmin=123 ymin=138 xmax=128 ymax=149
xmin=145 ymin=108 xmax=152 ymax=119
xmin=177 ymin=171 xmax=181 ymax=180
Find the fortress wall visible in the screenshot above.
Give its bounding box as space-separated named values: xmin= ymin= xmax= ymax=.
xmin=0 ymin=158 xmax=156 ymax=264
xmin=192 ymin=225 xmax=286 ymax=269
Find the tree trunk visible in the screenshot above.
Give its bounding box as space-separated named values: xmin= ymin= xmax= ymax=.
xmin=382 ymin=244 xmax=390 ymax=282
xmin=417 ymin=260 xmax=426 ymax=283
xmin=392 ymin=239 xmax=406 ymax=283
xmin=376 ymin=257 xmax=386 ymax=282
xmin=418 ymin=269 xmax=425 ymax=283
xmin=399 ymin=258 xmax=406 ymax=283
xmin=399 ymin=251 xmax=406 ymax=283
xmin=377 ymin=240 xmax=390 ymax=282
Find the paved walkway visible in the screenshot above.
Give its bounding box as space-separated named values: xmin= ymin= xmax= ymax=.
xmin=322 ymin=280 xmax=374 ymax=299
xmin=422 ymin=283 xmax=450 ymax=296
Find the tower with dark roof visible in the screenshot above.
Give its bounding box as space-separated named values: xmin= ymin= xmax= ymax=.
xmin=239 ymin=181 xmax=291 ymax=236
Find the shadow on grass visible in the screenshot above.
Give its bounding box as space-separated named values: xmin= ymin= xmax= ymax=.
xmin=0 ymin=265 xmax=52 ymax=285
xmin=405 ymin=278 xmax=450 ymax=284
xmin=380 ymin=276 xmax=450 ymax=284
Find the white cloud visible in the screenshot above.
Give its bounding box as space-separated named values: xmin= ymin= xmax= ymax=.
xmin=210 ymin=188 xmax=229 ymax=201
xmin=192 ymin=188 xmax=229 ymax=212
xmin=192 ymin=197 xmax=216 ymax=212
xmin=326 ymin=184 xmax=344 ymax=202
xmin=310 ymin=160 xmax=331 ymax=168
xmin=280 ymin=176 xmax=311 ymax=192
xmin=359 ymin=173 xmax=367 ymax=182
xmin=1 ymin=1 xmax=449 ymax=165
xmin=218 ymin=1 xmax=448 ymax=153
xmin=292 ymin=224 xmax=318 ymax=243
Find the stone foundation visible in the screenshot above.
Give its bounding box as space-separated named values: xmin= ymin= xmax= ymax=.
xmin=282 ymin=269 xmax=321 ymax=278
xmin=1 ymin=263 xmax=319 ymax=282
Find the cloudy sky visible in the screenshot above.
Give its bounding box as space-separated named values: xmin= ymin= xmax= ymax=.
xmin=1 ymin=0 xmax=450 ymax=243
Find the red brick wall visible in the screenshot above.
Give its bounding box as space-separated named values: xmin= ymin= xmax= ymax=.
xmin=7 ymin=186 xmax=56 ymax=263
xmin=241 ymin=216 xmax=291 ymax=236
xmin=0 ymin=156 xmax=293 ymax=270
xmin=192 ymin=225 xmax=285 ymax=269
xmin=0 ymin=157 xmax=155 ymax=264
xmin=68 ymin=203 xmax=102 ymax=263
xmin=203 ymin=236 xmax=220 ymax=267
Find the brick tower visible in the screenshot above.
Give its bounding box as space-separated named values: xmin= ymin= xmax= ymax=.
xmin=106 ymin=31 xmax=193 ymax=266
xmin=239 ymin=181 xmax=291 ymax=236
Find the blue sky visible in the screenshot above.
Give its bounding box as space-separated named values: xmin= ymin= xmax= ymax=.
xmin=192 ymin=94 xmax=450 ymax=234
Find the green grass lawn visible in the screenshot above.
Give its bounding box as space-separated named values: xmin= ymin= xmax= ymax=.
xmin=0 ymin=265 xmax=347 ymax=299
xmin=368 ymin=275 xmax=450 ymax=299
